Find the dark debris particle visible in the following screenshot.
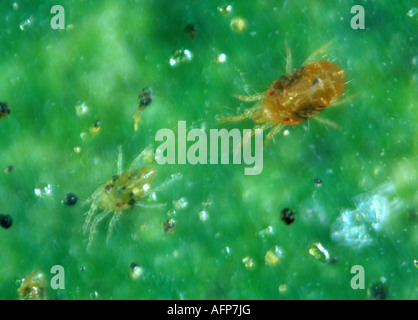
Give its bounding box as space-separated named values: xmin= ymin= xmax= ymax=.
xmin=0 ymin=214 xmax=13 ymax=229
xmin=0 ymin=102 xmax=11 ymax=119
xmin=138 ymin=88 xmax=153 ymax=108
xmin=163 ymin=219 xmax=176 ymax=234
xmin=63 ymin=193 xmax=78 ymax=206
xmin=127 ymin=198 xmax=136 ymax=207
xmin=280 ymin=208 xmax=295 ymax=225
xmin=5 ymin=165 xmax=14 ymax=173
xmin=368 ymin=282 xmax=388 ymax=300
xmin=184 ymin=23 xmax=198 ymax=37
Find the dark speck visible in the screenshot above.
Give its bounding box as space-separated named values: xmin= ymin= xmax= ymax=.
xmin=63 ymin=193 xmax=78 ymax=206
xmin=280 ymin=208 xmax=295 ymax=225
xmin=0 ymin=214 xmax=13 ymax=229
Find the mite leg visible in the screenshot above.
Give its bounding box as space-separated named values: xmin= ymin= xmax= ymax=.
xmin=135 ymin=201 xmax=166 ymax=209
xmin=303 ymin=41 xmax=332 ymax=65
xmin=218 ymin=102 xmax=261 ymax=123
xmin=233 ymin=122 xmax=272 ymax=157
xmin=106 ymin=210 xmax=122 ymax=243
xmin=234 ymin=92 xmax=265 ymax=102
xmin=117 ymin=145 xmax=123 ymax=175
xmin=83 ymin=200 xmax=99 ymax=234
xmin=82 ymin=186 xmax=103 ymax=206
xmin=128 ymin=145 xmax=155 ymax=171
xmin=87 ymin=209 xmax=110 ymax=248
xmin=151 ymin=172 xmax=182 ymax=194
xmin=264 ymin=123 xmax=284 ymax=146
xmin=285 ymin=42 xmax=292 ymax=73
xmin=313 ymin=116 xmax=340 ymax=131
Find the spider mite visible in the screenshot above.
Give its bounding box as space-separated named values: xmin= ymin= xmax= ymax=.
xmin=83 ymin=145 xmax=176 ymax=248
xmin=218 ymin=43 xmax=346 ymax=145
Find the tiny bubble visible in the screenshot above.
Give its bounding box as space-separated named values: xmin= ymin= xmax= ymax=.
xmin=314 ymin=178 xmax=322 ymax=187
xmin=199 ymin=209 xmax=209 ymax=222
xmin=129 ymin=263 xmax=144 ymax=280
xmin=217 ymin=4 xmax=232 ymax=16
xmin=169 ymin=49 xmax=193 ymax=67
xmin=242 ymin=256 xmax=256 ymax=270
xmin=34 ymin=183 xmax=53 ymax=198
xmin=75 ymin=102 xmax=89 ymax=116
xmin=19 ymin=18 xmax=31 ymax=31
xmin=230 ymin=17 xmax=247 ymax=33
xmin=406 ymin=8 xmax=417 ymax=17
xmin=173 ymin=197 xmax=188 ymax=210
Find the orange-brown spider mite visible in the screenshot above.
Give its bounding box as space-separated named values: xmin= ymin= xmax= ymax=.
xmin=219 ymin=45 xmax=346 ymax=145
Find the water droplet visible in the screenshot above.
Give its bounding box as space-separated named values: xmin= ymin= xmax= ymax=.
xmin=242 ymin=256 xmax=256 ymax=270
xmin=413 ymin=259 xmax=418 ymax=268
xmin=34 ymin=183 xmax=53 ymax=198
xmin=12 ymin=2 xmax=19 ymax=10
xmin=199 ymin=209 xmax=209 ymax=222
xmin=258 ymin=225 xmax=274 ymax=237
xmin=80 ymin=132 xmax=88 ymax=140
xmin=213 ymin=53 xmax=227 ymax=64
xmin=331 ymin=193 xmax=390 ymax=248
xmin=230 ymin=17 xmax=247 ymax=33
xmin=169 ymin=49 xmax=193 ymax=67
xmin=129 ymin=263 xmax=144 ymax=280
xmin=217 ymin=4 xmax=232 ymax=16
xmin=173 ymin=197 xmax=188 ymax=210
xmin=19 ymin=18 xmax=31 ymax=31
xmin=75 ymin=102 xmax=89 ymax=116
xmin=278 ymin=284 xmax=287 ymax=293
xmin=73 ymin=147 xmax=81 ymax=153
xmin=314 ymin=178 xmax=322 ymax=187
xmin=308 ymin=242 xmax=330 ymax=263
xmin=222 ymin=246 xmax=231 ymax=256
xmin=407 ymin=7 xmax=417 ymax=17
xmin=265 ymin=246 xmax=285 ymax=266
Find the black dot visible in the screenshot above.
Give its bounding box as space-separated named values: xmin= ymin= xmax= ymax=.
xmin=280 ymin=208 xmax=295 ymax=225
xmin=0 ymin=214 xmax=13 ymax=229
xmin=0 ymin=102 xmax=11 ymax=117
xmin=63 ymin=193 xmax=78 ymax=206
xmin=368 ymin=283 xmax=388 ymax=300
xmin=314 ymin=178 xmax=322 ymax=186
xmin=184 ymin=23 xmax=198 ymax=37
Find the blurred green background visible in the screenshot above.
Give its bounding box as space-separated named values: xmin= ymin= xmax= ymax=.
xmin=0 ymin=0 xmax=417 ymax=299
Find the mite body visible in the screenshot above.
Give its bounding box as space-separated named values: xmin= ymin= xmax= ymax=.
xmin=83 ymin=146 xmax=157 ymax=248
xmin=219 ymin=47 xmax=346 ymax=145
